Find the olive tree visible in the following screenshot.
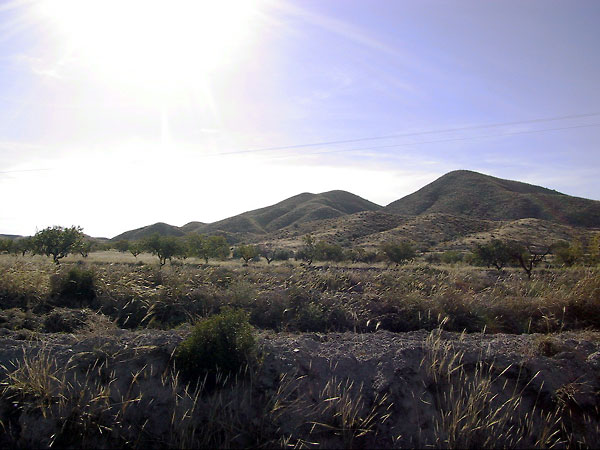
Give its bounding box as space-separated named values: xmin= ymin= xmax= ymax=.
xmin=553 ymin=240 xmax=584 ymax=267
xmin=314 ymin=241 xmax=345 ymax=262
xmin=187 ymin=234 xmax=229 ymax=263
xmin=142 ymin=234 xmax=185 ymax=266
xmin=76 ymin=240 xmax=95 ymax=257
xmin=15 ymin=237 xmax=33 ymax=256
xmin=32 ymin=226 xmax=84 ymax=264
xmin=258 ymin=245 xmax=275 ymax=264
xmin=297 ymin=234 xmax=316 ymax=265
xmin=237 ymin=244 xmax=258 ymax=265
xmin=473 ymin=239 xmax=551 ymax=278
xmin=114 ymin=240 xmax=130 ymax=253
xmin=472 ymin=240 xmax=515 ymax=270
xmin=0 ymin=238 xmax=13 ymax=254
xmin=129 ymin=242 xmax=142 ymax=258
xmin=588 ymin=234 xmax=600 ymax=265
xmin=512 ymin=243 xmax=552 ymax=279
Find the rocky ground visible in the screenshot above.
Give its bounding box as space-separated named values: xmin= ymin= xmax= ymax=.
xmin=0 ymin=328 xmax=599 ymax=448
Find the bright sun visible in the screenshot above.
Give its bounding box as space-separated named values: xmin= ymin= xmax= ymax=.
xmin=34 ymin=0 xmax=261 ymax=90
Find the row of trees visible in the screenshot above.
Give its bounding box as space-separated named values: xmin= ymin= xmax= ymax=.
xmin=1 ymin=227 xmax=418 ymax=267
xmin=3 ymin=226 xmax=597 ymax=272
xmin=106 ymin=234 xmax=600 ymax=269
xmin=111 ymin=234 xmax=231 ymax=266
xmin=0 ymin=229 xmax=232 ymax=266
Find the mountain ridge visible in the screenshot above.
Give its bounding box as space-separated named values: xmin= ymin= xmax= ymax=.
xmin=110 ymin=171 xmax=600 ymax=240
xmin=169 ymin=190 xmax=381 ymax=238
xmin=384 ymin=170 xmax=600 ymax=227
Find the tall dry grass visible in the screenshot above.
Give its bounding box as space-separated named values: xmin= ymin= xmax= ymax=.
xmin=420 ymin=321 xmax=599 ymax=448
xmin=1 ymin=254 xmax=599 ymax=334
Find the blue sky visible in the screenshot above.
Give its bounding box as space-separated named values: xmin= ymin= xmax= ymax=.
xmin=1 ymin=0 xmax=599 ymax=237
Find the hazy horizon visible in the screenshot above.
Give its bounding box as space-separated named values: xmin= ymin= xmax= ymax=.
xmin=1 ymin=1 xmax=599 ymax=237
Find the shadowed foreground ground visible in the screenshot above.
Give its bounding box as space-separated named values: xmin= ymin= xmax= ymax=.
xmin=1 ymin=328 xmax=599 ymax=448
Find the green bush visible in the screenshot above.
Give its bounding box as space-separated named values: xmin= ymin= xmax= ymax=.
xmin=380 ymin=241 xmax=416 ymax=266
xmin=49 ymin=266 xmax=96 ymax=307
xmin=553 ymin=240 xmax=583 ymax=267
xmin=175 ymin=309 xmax=256 ymax=383
xmin=314 ymin=241 xmax=345 ymax=262
xmin=294 ymin=302 xmax=327 ymax=331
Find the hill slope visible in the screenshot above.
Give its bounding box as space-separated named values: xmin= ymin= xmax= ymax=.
xmin=184 ymin=190 xmax=382 ymax=236
xmin=385 ymin=170 xmax=600 ymax=227
xmin=111 ymin=222 xmax=185 ymax=241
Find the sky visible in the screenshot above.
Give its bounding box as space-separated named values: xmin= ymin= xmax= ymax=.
xmin=1 ymin=0 xmax=599 ymax=238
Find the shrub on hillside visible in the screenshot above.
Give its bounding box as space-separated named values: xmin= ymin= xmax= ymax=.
xmin=273 ymin=248 xmax=294 ymax=261
xmin=314 ymin=241 xmax=346 ymax=262
xmin=175 ymin=308 xmax=257 ymax=383
xmin=380 ymin=241 xmax=416 ymax=266
xmin=424 ymin=253 xmax=442 ymax=264
xmin=552 ymin=240 xmax=584 ymax=267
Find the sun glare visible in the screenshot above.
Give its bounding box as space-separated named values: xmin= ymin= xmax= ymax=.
xmin=34 ymin=0 xmax=260 ymax=90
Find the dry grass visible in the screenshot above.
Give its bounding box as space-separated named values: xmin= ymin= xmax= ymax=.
xmin=420 ymin=322 xmax=600 ymax=449
xmin=1 ymin=254 xmax=599 ymax=334
xmin=0 ymin=345 xmax=391 ymax=448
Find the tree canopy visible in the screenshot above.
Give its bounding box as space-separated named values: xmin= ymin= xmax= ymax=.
xmin=32 ymin=226 xmax=84 ymax=264
xmin=142 ymin=234 xmax=185 ymax=266
xmin=187 ymin=234 xmax=229 ymax=263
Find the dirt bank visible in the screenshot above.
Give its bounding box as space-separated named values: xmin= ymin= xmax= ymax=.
xmin=0 ymin=328 xmax=598 ymax=448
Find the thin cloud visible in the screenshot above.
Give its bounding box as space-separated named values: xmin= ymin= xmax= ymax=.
xmin=276 ymin=2 xmax=411 ymax=60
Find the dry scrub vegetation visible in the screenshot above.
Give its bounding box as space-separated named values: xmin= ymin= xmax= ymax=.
xmin=1 ymin=255 xmax=598 ymax=334
xmin=0 ymin=253 xmax=599 ymax=447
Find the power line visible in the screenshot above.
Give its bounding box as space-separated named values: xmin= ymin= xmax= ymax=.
xmin=295 ymin=122 xmax=600 ymax=158
xmin=1 ymin=112 xmax=599 ymax=175
xmin=200 ymin=112 xmax=600 ymax=157
xmin=0 ymin=168 xmax=52 ymax=175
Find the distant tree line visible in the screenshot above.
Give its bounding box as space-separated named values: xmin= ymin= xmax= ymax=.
xmin=2 ymin=226 xmax=598 ymax=275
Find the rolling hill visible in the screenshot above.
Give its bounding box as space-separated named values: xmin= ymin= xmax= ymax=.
xmin=112 ymin=222 xmax=185 ymax=241
xmin=110 ymin=171 xmax=600 ymax=247
xmin=181 ymin=190 xmax=382 ymax=236
xmin=110 ymin=191 xmax=381 ymax=242
xmin=385 ymin=170 xmax=600 ymax=227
